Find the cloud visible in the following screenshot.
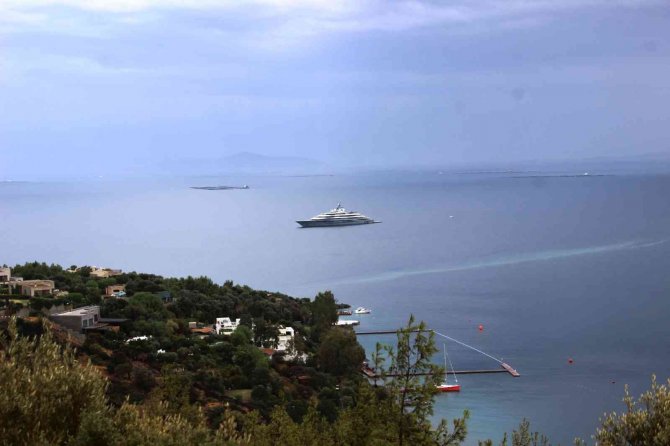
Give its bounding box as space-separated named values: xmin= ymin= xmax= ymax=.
xmin=0 ymin=0 xmax=347 ymax=15
xmin=0 ymin=1 xmax=664 ymax=58
xmin=2 ymin=0 xmax=663 ymax=38
xmin=2 ymin=53 xmax=149 ymax=78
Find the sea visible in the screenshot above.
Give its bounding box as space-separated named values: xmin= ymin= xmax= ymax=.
xmin=2 ymin=170 xmax=670 ymax=444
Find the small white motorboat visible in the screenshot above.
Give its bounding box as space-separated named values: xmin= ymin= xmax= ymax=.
xmin=354 ymin=307 xmax=371 ymax=314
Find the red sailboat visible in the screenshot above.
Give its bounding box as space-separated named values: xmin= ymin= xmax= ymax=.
xmin=436 ymin=343 xmax=461 ymax=392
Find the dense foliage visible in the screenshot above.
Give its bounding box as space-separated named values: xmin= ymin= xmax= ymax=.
xmin=589 ymin=375 xmax=670 ymax=445
xmin=0 ymin=316 xmax=471 ymax=445
xmin=375 ymin=316 xmax=467 ymax=446
xmin=0 ymin=321 xmax=108 ymax=445
xmin=3 ymin=262 xmax=670 ymax=445
xmin=2 ymin=263 xmax=357 ymax=421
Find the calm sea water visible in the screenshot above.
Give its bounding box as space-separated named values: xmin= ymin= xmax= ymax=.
xmin=2 ymin=171 xmax=670 ymax=444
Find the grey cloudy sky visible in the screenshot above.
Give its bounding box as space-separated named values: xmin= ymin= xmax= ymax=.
xmin=1 ymin=0 xmax=669 ymax=178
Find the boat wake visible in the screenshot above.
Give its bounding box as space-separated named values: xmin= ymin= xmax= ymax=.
xmin=331 ymin=239 xmax=669 ymax=286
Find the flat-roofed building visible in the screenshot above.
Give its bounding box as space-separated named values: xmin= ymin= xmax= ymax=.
xmin=276 ymin=326 xmax=295 ymax=352
xmin=17 ymin=280 xmax=55 ymax=297
xmin=216 ymin=317 xmax=241 ymax=335
xmin=90 ymin=267 xmax=122 ymax=278
xmin=51 ymin=306 xmax=100 ymax=332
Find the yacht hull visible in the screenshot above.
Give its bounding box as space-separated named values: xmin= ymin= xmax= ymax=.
xmin=436 ymin=384 xmax=461 ymax=392
xmin=297 ymin=220 xmax=379 ymax=228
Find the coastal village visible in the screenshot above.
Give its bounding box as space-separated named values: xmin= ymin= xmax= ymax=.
xmin=1 ymin=261 xmax=530 ymax=445
xmin=2 ymin=262 xmax=495 ymax=444
xmin=1 ymin=265 xmax=302 ymax=356
xmin=0 ymin=261 xmax=365 ymax=423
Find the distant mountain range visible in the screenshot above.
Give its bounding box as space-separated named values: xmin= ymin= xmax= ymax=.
xmin=162 ymin=152 xmax=328 ymax=175
xmin=93 ymin=150 xmax=670 ymax=180
xmin=220 ymin=152 xmax=323 ymax=171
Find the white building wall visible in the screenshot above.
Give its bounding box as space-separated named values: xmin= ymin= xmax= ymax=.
xmin=215 ymin=317 xmax=241 ymax=335
xmin=276 ymin=326 xmax=295 ymax=352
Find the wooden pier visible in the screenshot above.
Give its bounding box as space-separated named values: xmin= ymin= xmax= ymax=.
xmin=355 ymin=327 xmax=521 ymax=378
xmin=361 ymin=364 xmax=519 ymax=378
xmin=355 ymin=329 xmax=426 ymax=335
xmin=501 ymin=362 xmax=520 ymax=377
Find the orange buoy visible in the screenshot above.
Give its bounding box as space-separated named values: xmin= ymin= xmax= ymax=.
xmin=478 ymin=324 xmax=484 ymax=331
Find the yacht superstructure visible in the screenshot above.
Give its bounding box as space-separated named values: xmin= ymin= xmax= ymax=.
xmin=297 ymin=203 xmax=380 ymax=228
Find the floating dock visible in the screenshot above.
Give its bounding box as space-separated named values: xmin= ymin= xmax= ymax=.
xmin=190 ymin=185 xmax=249 ymax=190
xmin=501 ymin=362 xmax=520 ymax=377
xmin=356 ymin=328 xmax=521 ymax=378
xmin=355 ymin=329 xmax=425 ymax=335
xmin=335 ymin=319 xmax=360 ymax=326
xmin=361 ymin=364 xmax=519 ymax=378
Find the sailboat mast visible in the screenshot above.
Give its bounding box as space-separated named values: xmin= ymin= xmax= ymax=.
xmin=443 ymin=343 xmax=448 ymax=384
xmin=444 ymin=342 xmax=458 ymax=383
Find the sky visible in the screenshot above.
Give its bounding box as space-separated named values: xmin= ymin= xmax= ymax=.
xmin=1 ymin=0 xmax=669 ymax=178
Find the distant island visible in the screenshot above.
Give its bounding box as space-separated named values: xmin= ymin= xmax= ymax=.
xmin=190 ymin=185 xmax=250 ymax=190
xmin=511 ymin=173 xmax=608 ymax=179
xmin=221 ymin=151 xmax=322 ymax=172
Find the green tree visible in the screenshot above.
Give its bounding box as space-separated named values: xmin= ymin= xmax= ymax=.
xmin=478 ymin=420 xmax=549 ymax=446
xmin=67 ymin=292 xmax=87 ymax=307
xmin=252 ymin=317 xmax=279 ymax=348
xmin=375 ymin=315 xmax=469 ymax=446
xmin=317 ymin=327 xmax=365 ymax=377
xmin=231 ymin=325 xmax=254 ymax=346
xmin=0 ymin=320 xmax=109 ymax=445
xmin=311 ymin=291 xmax=338 ymax=337
xmin=133 ymin=366 xmax=157 ymax=392
xmin=78 ymin=266 xmax=92 ymax=277
xmin=233 ymin=344 xmax=268 ymax=378
xmin=242 ymin=406 xmax=336 ymax=446
xmin=0 ymin=318 xmax=246 ymax=446
xmin=587 ymin=375 xmax=670 ymax=446
xmin=85 ymin=279 xmax=101 ymax=303
xmin=125 ymin=292 xmax=169 ymax=321
xmin=114 ymin=362 xmax=133 ymax=380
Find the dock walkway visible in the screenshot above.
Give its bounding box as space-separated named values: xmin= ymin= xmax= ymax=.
xmin=501 ymin=362 xmax=520 ymax=377
xmin=355 ymin=328 xmax=521 ymax=378
xmin=361 ymin=364 xmax=519 ymax=378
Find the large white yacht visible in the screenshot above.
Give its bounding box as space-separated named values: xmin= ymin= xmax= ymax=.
xmin=297 ymin=203 xmax=380 ymax=228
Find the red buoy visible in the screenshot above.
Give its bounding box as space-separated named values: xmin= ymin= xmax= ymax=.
xmin=478 ymin=324 xmax=484 ymax=331
xmin=568 ymin=358 xmax=574 ymax=364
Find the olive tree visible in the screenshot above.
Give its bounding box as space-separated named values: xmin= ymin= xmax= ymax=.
xmin=0 ymin=320 xmax=109 ymax=445
xmin=587 ymin=376 xmax=670 ymax=446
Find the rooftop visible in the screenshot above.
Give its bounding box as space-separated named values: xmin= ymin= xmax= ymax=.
xmin=54 ymin=305 xmax=99 ymax=317
xmin=18 ymin=279 xmax=54 ymax=289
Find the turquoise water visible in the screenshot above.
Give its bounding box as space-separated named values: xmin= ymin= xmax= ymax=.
xmin=2 ymin=171 xmax=670 ymax=443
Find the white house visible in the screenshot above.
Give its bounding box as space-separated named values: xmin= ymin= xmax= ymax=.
xmin=276 ymin=326 xmax=295 ymax=352
xmin=215 ymin=317 xmax=241 ymax=335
